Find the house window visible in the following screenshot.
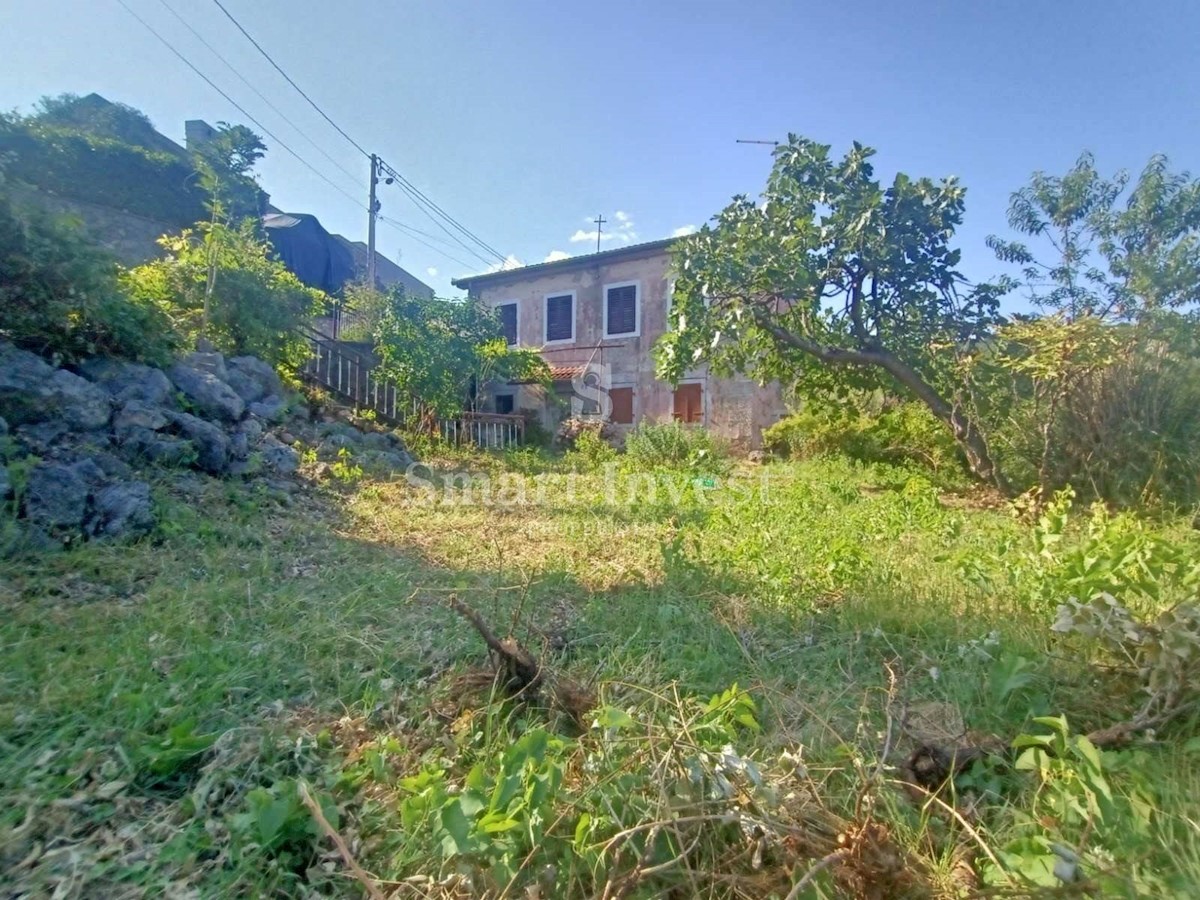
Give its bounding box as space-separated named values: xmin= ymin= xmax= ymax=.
xmin=544 ymin=292 xmax=575 ymax=343
xmin=672 ymin=383 xmax=703 ymax=424
xmin=495 ymin=394 xmax=515 ymax=415
xmin=604 ymin=282 xmax=639 ymax=338
xmin=608 ymin=387 xmax=634 ymax=425
xmin=497 ymin=302 xmax=518 ymax=346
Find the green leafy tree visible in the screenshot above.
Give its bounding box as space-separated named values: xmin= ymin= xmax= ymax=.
xmin=659 ymin=135 xmax=1007 ymax=487
xmin=0 ymin=184 xmax=176 ymax=363
xmin=191 ymin=123 xmax=267 ymax=223
xmin=121 ymin=220 xmax=324 ymax=366
xmin=988 ymin=154 xmax=1200 ymax=505
xmin=372 ymin=289 xmax=548 ymax=421
xmin=989 ymin=152 xmax=1200 ymax=323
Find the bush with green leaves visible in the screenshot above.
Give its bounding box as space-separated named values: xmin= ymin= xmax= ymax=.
xmin=373 ymin=289 xmax=549 ymax=419
xmin=567 ymin=427 xmax=617 ymax=470
xmin=0 ymin=111 xmax=208 ymax=226
xmin=0 ymin=189 xmax=177 ymax=363
xmin=122 ymin=221 xmax=324 ymax=367
xmin=623 ymin=420 xmax=729 ymax=472
xmin=763 ymin=391 xmax=965 ymax=477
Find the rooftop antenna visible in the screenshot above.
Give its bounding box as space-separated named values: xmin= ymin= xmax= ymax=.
xmin=593 ymin=213 xmax=607 ymax=253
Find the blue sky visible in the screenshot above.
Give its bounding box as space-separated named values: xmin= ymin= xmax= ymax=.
xmin=3 ymin=0 xmax=1198 ymax=299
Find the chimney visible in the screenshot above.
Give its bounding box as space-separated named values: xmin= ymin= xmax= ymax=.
xmin=184 ymin=119 xmax=217 ymax=152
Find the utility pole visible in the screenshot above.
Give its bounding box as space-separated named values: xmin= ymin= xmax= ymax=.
xmin=593 ymin=213 xmax=606 ymax=253
xmin=367 ymin=153 xmax=379 ymax=289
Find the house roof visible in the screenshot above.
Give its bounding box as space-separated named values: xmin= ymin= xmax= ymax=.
xmin=547 ymin=364 xmax=587 ymax=381
xmin=451 ymin=238 xmax=677 ymax=291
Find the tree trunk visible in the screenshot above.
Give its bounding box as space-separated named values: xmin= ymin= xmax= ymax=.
xmin=755 ymin=317 xmax=1009 ymax=492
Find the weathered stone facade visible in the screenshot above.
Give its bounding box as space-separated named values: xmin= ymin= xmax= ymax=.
xmin=453 ymin=240 xmax=786 ymax=448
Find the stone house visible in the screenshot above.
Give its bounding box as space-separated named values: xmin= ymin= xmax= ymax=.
xmin=451 ymin=239 xmax=786 ymax=448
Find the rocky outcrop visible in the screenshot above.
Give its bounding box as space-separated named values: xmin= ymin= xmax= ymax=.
xmin=0 ymin=340 xmax=414 ymax=553
xmin=0 ymin=343 xmax=112 ymax=431
xmin=166 ymin=411 xmax=230 ymax=475
xmin=169 ymin=359 xmax=245 ymax=423
xmin=79 ymin=358 xmax=173 ymax=407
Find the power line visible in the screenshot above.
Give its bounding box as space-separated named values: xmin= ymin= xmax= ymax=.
xmin=154 ymin=0 xmax=364 ymax=191
xmin=206 ymin=0 xmax=506 ymax=266
xmin=380 ymin=170 xmax=498 ymax=267
xmin=208 ymin=0 xmax=370 ymax=159
xmin=377 ymin=216 xmax=475 ymax=270
xmin=122 ymin=0 xmax=505 ymax=276
xmin=378 ymin=158 xmax=507 ymax=264
xmin=115 ymin=0 xmax=368 ymax=214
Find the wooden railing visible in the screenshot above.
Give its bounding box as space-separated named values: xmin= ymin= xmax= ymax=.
xmin=295 ymin=327 xmax=524 ymax=447
xmin=440 ymin=412 xmax=525 ymax=449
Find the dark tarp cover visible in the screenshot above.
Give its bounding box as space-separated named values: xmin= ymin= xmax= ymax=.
xmin=263 ymin=212 xmax=357 ymax=293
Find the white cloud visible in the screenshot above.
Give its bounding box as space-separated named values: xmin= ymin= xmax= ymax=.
xmin=570 ymin=229 xmax=613 ymax=244
xmin=569 ymin=211 xmax=638 ymax=245
xmin=544 ymin=250 xmax=570 ymax=262
xmin=426 ymin=266 xmax=439 ymax=277
xmin=672 ymin=224 xmax=698 ymax=238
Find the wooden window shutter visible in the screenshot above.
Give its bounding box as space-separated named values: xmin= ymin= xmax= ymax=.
xmin=545 ymin=294 xmax=573 ymax=342
xmin=672 ymin=383 xmax=703 ymax=423
xmin=606 ymin=285 xmax=637 ymax=335
xmin=609 ymin=387 xmax=634 ymax=424
xmin=499 ymin=304 xmax=517 ymax=345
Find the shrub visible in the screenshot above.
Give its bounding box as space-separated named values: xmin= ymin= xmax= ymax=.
xmin=624 ymin=421 xmax=728 ymax=472
xmin=0 ymin=190 xmax=177 ymax=363
xmin=569 ymin=427 xmax=617 ymax=469
xmin=0 ymin=115 xmax=208 ymax=226
xmin=763 ymin=392 xmax=964 ymax=475
xmin=121 ymin=221 xmax=324 ymax=368
xmin=990 ymin=326 xmax=1200 ymax=509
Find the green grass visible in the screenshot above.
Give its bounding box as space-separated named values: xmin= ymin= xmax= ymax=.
xmin=2 ymin=451 xmax=1198 ymax=897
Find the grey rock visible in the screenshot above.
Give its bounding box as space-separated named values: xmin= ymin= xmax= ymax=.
xmin=360 ymin=431 xmax=392 ymax=452
xmin=91 ymin=481 xmax=154 ymax=539
xmin=119 ymin=427 xmax=196 ymax=468
xmin=230 ymin=429 xmax=250 ymax=461
xmin=321 ymin=432 xmax=358 ymax=453
xmin=114 ymin=400 xmax=169 ymax=434
xmin=248 ymin=394 xmax=288 ymax=423
xmin=167 ymin=411 xmax=231 ymax=475
xmin=89 ymin=452 xmax=134 ymax=481
xmin=182 ymin=351 xmax=229 ymax=382
xmin=16 ymin=420 xmax=71 ymax=451
xmin=168 ymin=362 xmax=245 ymax=423
xmin=25 ymin=462 xmax=92 ymax=530
xmin=236 ymin=418 xmax=264 ymax=447
xmin=260 ymin=437 xmax=300 ymax=475
xmin=0 ymin=342 xmax=112 ymax=430
xmin=375 ymin=450 xmax=415 ymax=472
xmin=223 ymin=368 xmax=261 ymax=405
xmin=226 ymin=356 xmax=282 ymax=404
xmin=80 ymin=358 xmax=173 ymax=407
